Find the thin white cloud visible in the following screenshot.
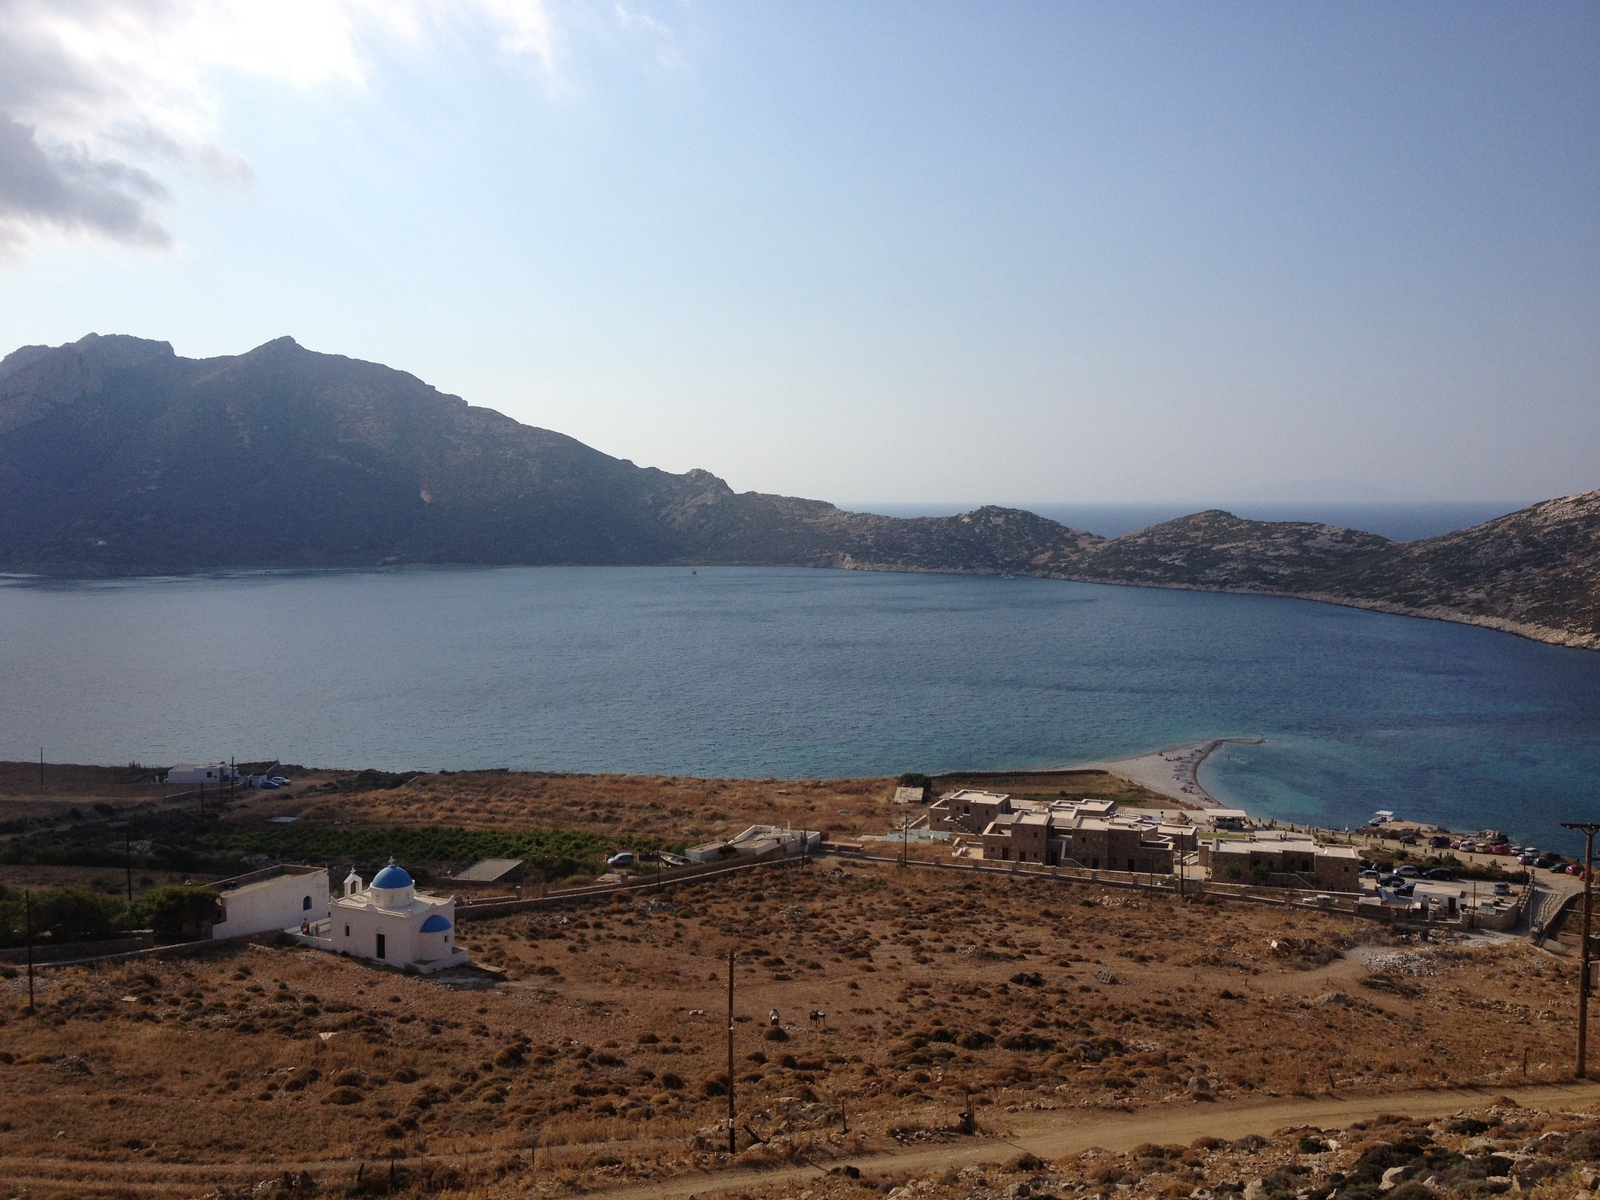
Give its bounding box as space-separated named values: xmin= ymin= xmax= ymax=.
xmin=0 ymin=0 xmax=558 ymax=260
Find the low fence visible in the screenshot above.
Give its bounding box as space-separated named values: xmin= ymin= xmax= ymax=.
xmin=4 ymin=931 xmax=274 ymax=972
xmin=0 ymin=932 xmax=154 ymax=965
xmin=454 ymin=844 xmax=806 ymax=922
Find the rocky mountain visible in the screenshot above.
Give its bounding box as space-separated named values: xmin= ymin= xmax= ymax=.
xmin=2 ymin=334 xmax=1593 ymax=651
xmin=0 ymin=334 xmax=1099 ymax=575
xmin=1035 ymin=496 xmax=1600 ymax=650
xmin=1030 ymin=509 xmax=1393 ymax=592
xmin=1310 ymin=491 xmax=1600 ymax=649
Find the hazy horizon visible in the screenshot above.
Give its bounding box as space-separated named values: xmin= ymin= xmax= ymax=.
xmin=1 ymin=3 xmax=1595 ymax=506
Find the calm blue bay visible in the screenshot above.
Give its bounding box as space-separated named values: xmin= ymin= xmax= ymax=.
xmin=2 ymin=566 xmax=1597 ymax=853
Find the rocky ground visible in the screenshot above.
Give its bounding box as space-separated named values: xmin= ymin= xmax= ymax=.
xmin=0 ymin=860 xmax=1592 ymax=1197
xmin=724 ymin=1102 xmax=1600 ymax=1200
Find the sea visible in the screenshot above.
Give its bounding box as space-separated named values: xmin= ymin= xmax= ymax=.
xmin=3 ymin=530 xmax=1598 ymax=856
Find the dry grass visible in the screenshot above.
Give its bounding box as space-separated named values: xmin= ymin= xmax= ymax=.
xmin=0 ymin=859 xmax=1584 ymax=1197
xmin=234 ymin=771 xmax=905 ymax=844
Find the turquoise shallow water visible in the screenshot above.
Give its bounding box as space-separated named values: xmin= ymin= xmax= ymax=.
xmin=2 ymin=566 xmax=1596 ymax=852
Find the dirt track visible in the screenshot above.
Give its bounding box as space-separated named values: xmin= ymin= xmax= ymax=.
xmin=6 ymin=1080 xmax=1596 ymax=1199
xmin=590 ymin=1080 xmax=1600 ymax=1200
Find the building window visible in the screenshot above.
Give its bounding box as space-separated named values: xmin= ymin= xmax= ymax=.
xmin=344 ymin=925 xmax=350 ymax=937
xmin=302 ymin=895 xmax=312 ymax=911
xmin=376 ymin=933 xmax=386 ymax=960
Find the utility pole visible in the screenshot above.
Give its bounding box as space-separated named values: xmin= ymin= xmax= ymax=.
xmin=24 ymin=890 xmax=35 ymax=1015
xmin=125 ymin=828 xmax=134 ymax=904
xmin=726 ymin=946 xmax=736 ymax=1155
xmin=39 ymin=748 xmax=44 ymax=787
xmin=1561 ymin=822 xmax=1598 ymax=1079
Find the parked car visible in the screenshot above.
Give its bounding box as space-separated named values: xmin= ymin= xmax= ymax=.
xmin=1424 ymin=868 xmax=1455 ymax=881
xmin=1359 ymin=869 xmax=1381 ymax=881
xmin=1429 ymin=835 xmax=1451 ymax=849
xmin=1394 ymin=864 xmax=1420 ymax=878
xmin=1519 ymin=853 xmax=1539 ymax=866
xmin=1391 ymin=882 xmax=1416 ymax=897
xmin=1493 ymin=881 xmax=1512 ymax=896
xmin=255 ymin=779 xmax=279 ymax=789
xmin=268 ymin=775 xmax=291 ymax=787
xmin=606 ymin=851 xmax=636 ymax=869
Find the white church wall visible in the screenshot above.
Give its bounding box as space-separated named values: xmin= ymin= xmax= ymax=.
xmin=212 ymin=869 xmax=330 ymax=939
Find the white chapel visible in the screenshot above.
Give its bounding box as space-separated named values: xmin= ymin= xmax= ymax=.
xmin=304 ymin=859 xmax=468 ymax=973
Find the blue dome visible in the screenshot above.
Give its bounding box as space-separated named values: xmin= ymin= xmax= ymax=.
xmin=371 ymin=862 xmax=413 ymax=889
xmin=419 ymin=914 xmax=452 ymax=932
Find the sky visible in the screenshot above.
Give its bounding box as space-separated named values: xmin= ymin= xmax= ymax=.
xmin=0 ymin=1 xmax=1595 ymax=506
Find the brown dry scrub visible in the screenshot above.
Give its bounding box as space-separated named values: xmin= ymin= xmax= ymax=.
xmin=233 ymin=771 xmax=905 ymax=843
xmin=0 ymin=861 xmax=1581 ymax=1198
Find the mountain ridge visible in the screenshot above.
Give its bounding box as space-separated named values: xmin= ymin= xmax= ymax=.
xmin=1 ymin=334 xmax=1594 ymax=651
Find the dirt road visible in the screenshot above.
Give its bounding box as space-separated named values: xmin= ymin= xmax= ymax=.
xmin=591 ymin=1080 xmax=1600 ymax=1200
xmin=3 ymin=1081 xmax=1599 ymax=1198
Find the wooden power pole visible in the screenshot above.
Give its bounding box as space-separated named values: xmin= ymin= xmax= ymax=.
xmin=24 ymin=890 xmax=36 ymax=1016
xmin=1561 ymin=822 xmax=1599 ymax=1079
xmin=726 ymin=946 xmax=736 ymax=1154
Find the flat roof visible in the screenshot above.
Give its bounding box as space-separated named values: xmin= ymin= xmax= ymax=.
xmin=213 ymin=864 xmax=325 ymax=895
xmin=452 ymin=858 xmax=525 ymax=882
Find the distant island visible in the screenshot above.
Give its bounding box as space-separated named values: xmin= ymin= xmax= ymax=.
xmin=2 ymin=333 xmax=1595 ymax=650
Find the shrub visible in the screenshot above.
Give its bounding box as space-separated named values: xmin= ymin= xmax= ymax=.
xmin=0 ymin=886 xmax=127 ymax=947
xmin=136 ymin=885 xmax=222 ymax=941
xmin=325 ymin=1087 xmax=364 ymax=1105
xmin=1568 ymin=1130 xmax=1600 ymax=1161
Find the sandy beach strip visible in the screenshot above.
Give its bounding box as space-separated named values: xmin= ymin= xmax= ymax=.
xmin=1079 ymin=737 xmax=1263 ymax=808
